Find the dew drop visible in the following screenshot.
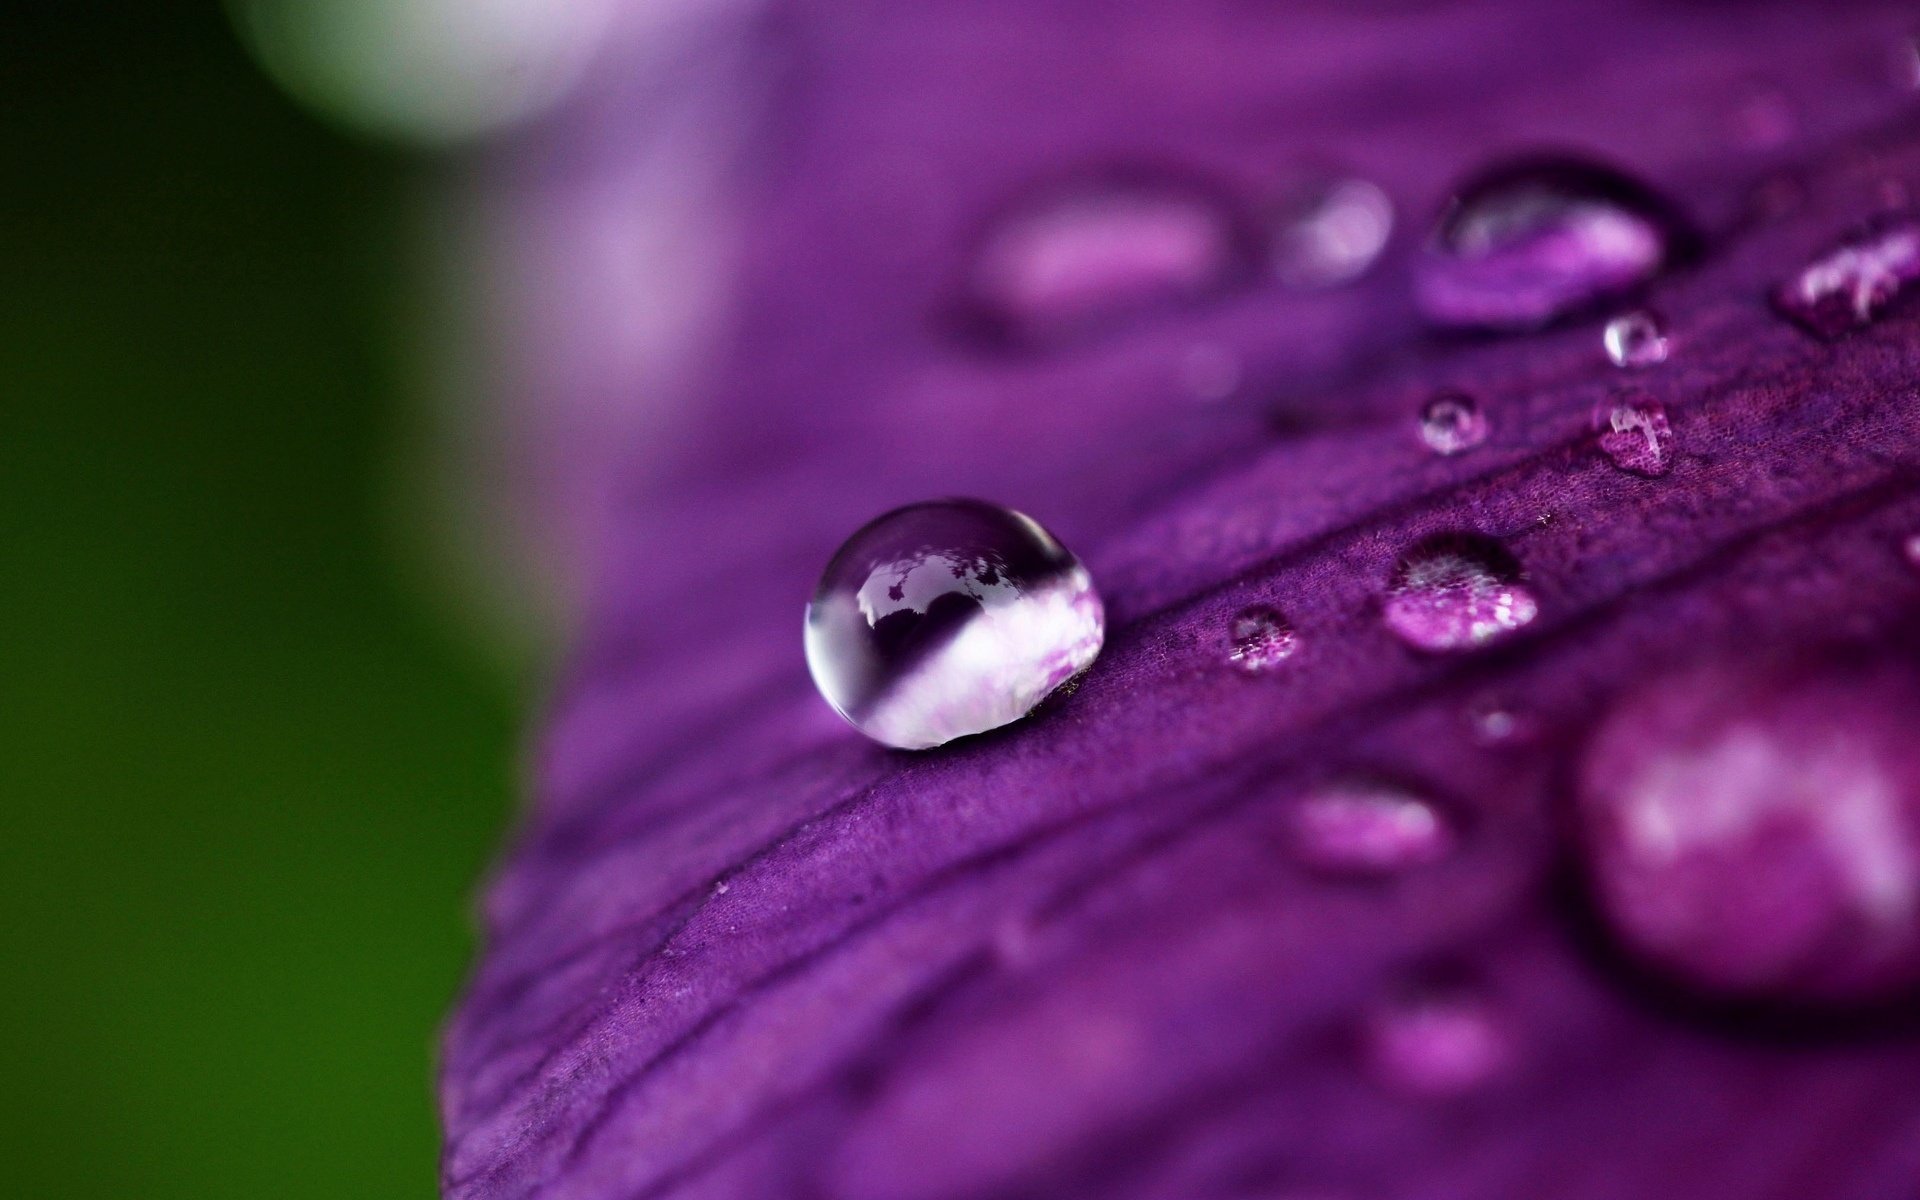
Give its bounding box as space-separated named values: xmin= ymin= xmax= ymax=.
xmin=1362 ymin=987 xmax=1508 ymax=1097
xmin=1417 ymin=390 xmax=1489 ymax=456
xmin=1465 ymin=695 xmax=1535 ymax=747
xmin=1602 ymin=309 xmax=1670 ymax=368
xmin=1414 ymin=156 xmax=1694 ymax=331
xmin=1593 ymin=392 xmax=1675 ymax=478
xmin=1382 ymin=533 xmax=1538 ymax=652
xmin=962 ymin=173 xmax=1249 ymax=343
xmin=805 ymin=500 xmax=1104 ymax=749
xmin=1574 ymin=657 xmax=1920 ymax=1004
xmin=1288 ymin=780 xmax=1454 ymax=876
xmin=1270 ymin=176 xmax=1394 ymax=290
xmin=1227 ymin=604 xmax=1299 ymax=675
xmin=1771 ymin=212 xmax=1920 ymax=340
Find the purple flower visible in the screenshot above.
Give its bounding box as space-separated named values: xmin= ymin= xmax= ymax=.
xmin=441 ymin=3 xmax=1920 ymax=1198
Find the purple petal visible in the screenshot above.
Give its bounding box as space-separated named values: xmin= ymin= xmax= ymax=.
xmin=443 ymin=4 xmax=1920 ymax=1199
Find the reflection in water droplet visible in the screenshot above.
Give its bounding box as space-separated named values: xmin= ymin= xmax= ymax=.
xmin=1383 ymin=533 xmax=1538 ymax=652
xmin=805 ymin=500 xmax=1104 ymax=749
xmin=1575 ymin=658 xmax=1920 ymax=1003
xmin=1417 ymin=391 xmax=1489 ymax=456
xmin=1271 ymin=177 xmax=1395 ymax=289
xmin=1594 ymin=393 xmax=1675 ymax=477
xmin=1227 ymin=605 xmax=1299 ymax=675
xmin=1363 ymin=988 xmax=1508 ymax=1097
xmin=1288 ymin=781 xmax=1454 ymax=875
xmin=1415 ymin=156 xmax=1693 ymax=331
xmin=963 ymin=173 xmax=1248 ymax=343
xmin=1603 ymin=309 xmax=1670 ymax=368
xmin=1771 ymin=213 xmax=1920 ymax=340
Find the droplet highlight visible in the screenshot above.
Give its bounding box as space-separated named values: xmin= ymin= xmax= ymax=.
xmin=1602 ymin=309 xmax=1670 ymax=368
xmin=1771 ymin=212 xmax=1920 ymax=340
xmin=1383 ymin=533 xmax=1538 ymax=652
xmin=1270 ymin=176 xmax=1394 ymax=290
xmin=1415 ymin=156 xmax=1694 ymax=331
xmin=1574 ymin=657 xmax=1920 ymax=1004
xmin=1593 ymin=392 xmax=1675 ymax=478
xmin=1225 ymin=604 xmax=1299 ymax=676
xmin=962 ymin=173 xmax=1249 ymax=344
xmin=1362 ymin=987 xmax=1508 ymax=1097
xmin=805 ymin=500 xmax=1104 ymax=749
xmin=1288 ymin=780 xmax=1454 ymax=876
xmin=1417 ymin=390 xmax=1489 ymax=456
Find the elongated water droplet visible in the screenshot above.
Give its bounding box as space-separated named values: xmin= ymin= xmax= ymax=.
xmin=1575 ymin=657 xmax=1920 ymax=1004
xmin=1227 ymin=604 xmax=1298 ymax=675
xmin=1602 ymin=309 xmax=1670 ymax=368
xmin=1270 ymin=176 xmax=1394 ymax=289
xmin=961 ymin=173 xmax=1249 ymax=344
xmin=1593 ymin=392 xmax=1675 ymax=477
xmin=805 ymin=500 xmax=1104 ymax=749
xmin=1417 ymin=390 xmax=1489 ymax=456
xmin=1771 ymin=212 xmax=1920 ymax=340
xmin=1288 ymin=781 xmax=1454 ymax=875
xmin=1383 ymin=533 xmax=1538 ymax=652
xmin=1362 ymin=987 xmax=1508 ymax=1097
xmin=1415 ymin=156 xmax=1694 ymax=331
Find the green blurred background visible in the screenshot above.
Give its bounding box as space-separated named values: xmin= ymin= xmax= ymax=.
xmin=4 ymin=3 xmax=517 ymax=1196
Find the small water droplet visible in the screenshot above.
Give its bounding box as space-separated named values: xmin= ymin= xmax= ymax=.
xmin=1227 ymin=604 xmax=1299 ymax=675
xmin=1383 ymin=533 xmax=1538 ymax=652
xmin=1464 ymin=695 xmax=1535 ymax=747
xmin=1602 ymin=309 xmax=1670 ymax=368
xmin=805 ymin=500 xmax=1104 ymax=749
xmin=1593 ymin=392 xmax=1675 ymax=477
xmin=962 ymin=173 xmax=1249 ymax=343
xmin=1417 ymin=390 xmax=1490 ymax=456
xmin=1179 ymin=342 xmax=1243 ymax=404
xmin=1575 ymin=657 xmax=1920 ymax=1004
xmin=1414 ymin=155 xmax=1694 ymax=331
xmin=1362 ymin=987 xmax=1508 ymax=1097
xmin=1270 ymin=176 xmax=1394 ymax=289
xmin=1903 ymin=532 xmax=1920 ymax=568
xmin=1288 ymin=780 xmax=1454 ymax=875
xmin=1771 ymin=212 xmax=1920 ymax=340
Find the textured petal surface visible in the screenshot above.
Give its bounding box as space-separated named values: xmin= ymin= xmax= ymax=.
xmin=444 ymin=3 xmax=1920 ymax=1198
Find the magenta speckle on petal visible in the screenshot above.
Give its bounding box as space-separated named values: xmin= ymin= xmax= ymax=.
xmin=805 ymin=500 xmax=1103 ymax=749
xmin=1414 ymin=156 xmax=1693 ymax=331
xmin=1575 ymin=656 xmax=1920 ymax=1005
xmin=1771 ymin=211 xmax=1920 ymax=339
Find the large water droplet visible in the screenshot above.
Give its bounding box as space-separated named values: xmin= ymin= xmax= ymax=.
xmin=1771 ymin=213 xmax=1920 ymax=340
xmin=1382 ymin=533 xmax=1539 ymax=652
xmin=1414 ymin=156 xmax=1694 ymax=331
xmin=1288 ymin=780 xmax=1454 ymax=875
xmin=805 ymin=500 xmax=1104 ymax=749
xmin=961 ymin=173 xmax=1249 ymax=344
xmin=1593 ymin=392 xmax=1675 ymax=478
xmin=1362 ymin=987 xmax=1508 ymax=1097
xmin=1227 ymin=604 xmax=1299 ymax=675
xmin=1417 ymin=390 xmax=1490 ymax=456
xmin=1270 ymin=176 xmax=1394 ymax=289
xmin=1602 ymin=309 xmax=1670 ymax=368
xmin=1575 ymin=657 xmax=1920 ymax=1004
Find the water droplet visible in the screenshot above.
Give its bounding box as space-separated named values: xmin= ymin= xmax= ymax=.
xmin=962 ymin=173 xmax=1249 ymax=343
xmin=1270 ymin=176 xmax=1394 ymax=289
xmin=805 ymin=500 xmax=1104 ymax=749
xmin=1575 ymin=657 xmax=1920 ymax=1004
xmin=1593 ymin=392 xmax=1675 ymax=477
xmin=1414 ymin=156 xmax=1694 ymax=331
xmin=1602 ymin=309 xmax=1670 ymax=368
xmin=1288 ymin=780 xmax=1454 ymax=875
xmin=1416 ymin=390 xmax=1489 ymax=456
xmin=1771 ymin=212 xmax=1920 ymax=340
xmin=1362 ymin=987 xmax=1508 ymax=1097
xmin=1227 ymin=605 xmax=1299 ymax=675
xmin=1382 ymin=533 xmax=1538 ymax=652
xmin=1465 ymin=695 xmax=1535 ymax=747
xmin=1903 ymin=532 xmax=1920 ymax=568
